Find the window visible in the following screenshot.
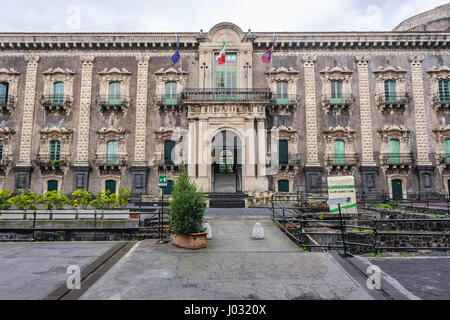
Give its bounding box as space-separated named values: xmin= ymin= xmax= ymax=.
xmin=276 ymin=81 xmax=288 ymax=105
xmin=0 ymin=82 xmax=8 ymax=106
xmin=445 ymin=139 xmax=450 ymax=164
xmin=389 ymin=139 xmax=400 ymax=165
xmin=384 ymin=80 xmax=397 ymax=103
xmin=439 ymin=80 xmax=450 ymax=102
xmin=214 ymin=53 xmax=237 ymax=99
xmin=278 ymin=180 xmax=290 ymax=193
xmin=47 ymin=180 xmax=58 ymax=192
xmin=279 ymin=140 xmax=288 ymax=165
xmin=106 ymin=141 xmax=118 ymax=165
xmin=0 ymin=141 xmax=3 ymax=162
xmin=53 ymin=82 xmax=65 ymax=105
xmin=331 ymin=80 xmax=343 ymax=104
xmin=334 ymin=140 xmax=345 ymax=165
xmin=164 ymin=140 xmax=175 ymax=165
xmin=49 ymin=140 xmax=61 ymax=163
xmin=164 ymin=82 xmax=178 ymax=105
xmin=392 ymin=180 xmax=403 ymax=200
xmin=108 ymin=82 xmax=121 ymax=105
xmin=105 ymin=180 xmax=117 ymax=195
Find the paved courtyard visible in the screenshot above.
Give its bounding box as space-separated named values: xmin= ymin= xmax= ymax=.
xmin=80 ymin=216 xmax=374 ymax=300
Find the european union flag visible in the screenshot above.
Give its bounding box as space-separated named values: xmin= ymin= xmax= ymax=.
xmin=171 ymin=48 xmax=180 ymax=66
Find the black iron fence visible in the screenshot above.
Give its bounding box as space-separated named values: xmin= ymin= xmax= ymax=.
xmin=181 ymin=88 xmax=272 ymax=102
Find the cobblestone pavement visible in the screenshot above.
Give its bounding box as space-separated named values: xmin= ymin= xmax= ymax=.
xmin=80 ymin=216 xmax=374 ymax=300
xmin=0 ymin=242 xmax=118 ymax=300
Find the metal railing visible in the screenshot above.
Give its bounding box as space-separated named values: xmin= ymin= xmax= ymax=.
xmin=155 ymin=94 xmax=182 ymax=106
xmin=95 ymin=154 xmax=128 ymax=167
xmin=433 ymin=93 xmax=450 ymax=104
xmin=36 ymin=155 xmax=69 ymax=166
xmin=0 ymin=95 xmax=15 ymax=108
xmin=376 ymin=92 xmax=409 ymax=105
xmin=40 ymin=95 xmax=72 ymax=108
xmin=321 ymin=93 xmax=354 ymax=106
xmin=379 ymin=153 xmax=413 ymax=166
xmin=324 ymin=154 xmax=358 ymax=166
xmin=181 ymin=88 xmax=272 ymax=102
xmin=97 ymin=95 xmax=130 ymax=109
xmin=271 ymin=94 xmax=298 ymax=106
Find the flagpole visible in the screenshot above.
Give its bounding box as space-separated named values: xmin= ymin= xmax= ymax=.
xmin=176 ymin=34 xmax=185 ymax=90
xmin=268 ymin=33 xmax=275 ymax=97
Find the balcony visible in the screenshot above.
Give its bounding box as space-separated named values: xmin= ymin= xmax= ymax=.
xmin=36 ymin=155 xmax=69 ymax=171
xmin=155 ymin=94 xmax=182 ymax=113
xmin=376 ymin=92 xmax=409 ymax=114
xmin=267 ymin=153 xmax=299 ymax=170
xmin=181 ymin=88 xmax=272 ymax=104
xmin=0 ymin=95 xmax=16 ymax=114
xmin=432 ymin=93 xmax=450 ymax=111
xmin=97 ymin=95 xmax=130 ymax=113
xmin=321 ymin=93 xmax=354 ymax=115
xmin=380 ymin=153 xmax=413 ymax=170
xmin=270 ymin=94 xmax=299 ymax=114
xmin=154 ymin=154 xmax=181 ymax=171
xmin=40 ymin=95 xmax=72 ymax=113
xmin=0 ymin=155 xmax=12 ymax=171
xmin=95 ymin=155 xmax=128 ymax=171
xmin=325 ymin=154 xmax=358 ymax=167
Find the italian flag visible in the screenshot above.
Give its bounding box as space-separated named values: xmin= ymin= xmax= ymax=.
xmin=217 ymin=40 xmax=226 ymax=65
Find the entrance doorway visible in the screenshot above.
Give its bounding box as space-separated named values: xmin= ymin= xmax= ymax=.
xmin=392 ymin=179 xmax=403 ymax=200
xmin=212 ymin=130 xmax=242 ymax=193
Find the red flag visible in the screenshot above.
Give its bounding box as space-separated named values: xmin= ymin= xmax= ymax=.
xmin=262 ymin=40 xmax=274 ymax=64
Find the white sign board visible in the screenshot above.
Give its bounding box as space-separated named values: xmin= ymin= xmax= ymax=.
xmin=327 ymin=176 xmax=357 ymax=214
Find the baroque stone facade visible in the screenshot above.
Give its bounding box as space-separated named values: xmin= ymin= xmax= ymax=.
xmin=0 ymin=13 xmax=449 ymax=198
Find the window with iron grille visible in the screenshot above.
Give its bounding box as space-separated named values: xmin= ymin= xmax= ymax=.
xmin=53 ymin=82 xmax=64 ymax=105
xmin=276 ymin=81 xmax=288 ymax=105
xmin=108 ymin=82 xmax=121 ymax=105
xmin=49 ymin=140 xmax=61 ymax=163
xmin=439 ymin=80 xmax=450 ymax=102
xmin=164 ymin=82 xmax=177 ymax=105
xmin=384 ymin=80 xmax=397 ymax=103
xmin=331 ymin=80 xmax=343 ymax=104
xmin=106 ymin=141 xmax=118 ymax=165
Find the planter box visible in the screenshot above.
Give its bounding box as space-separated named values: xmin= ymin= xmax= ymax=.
xmin=171 ymin=232 xmax=207 ymax=250
xmin=103 ymin=210 xmax=130 ymax=220
xmin=0 ymin=210 xmax=25 ymax=220
xmin=52 ymin=210 xmax=76 ymax=219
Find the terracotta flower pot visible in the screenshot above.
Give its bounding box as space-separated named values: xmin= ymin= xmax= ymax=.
xmin=171 ymin=232 xmax=207 ymax=250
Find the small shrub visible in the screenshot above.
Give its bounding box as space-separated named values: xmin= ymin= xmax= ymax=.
xmin=90 ymin=189 xmax=110 ymax=210
xmin=8 ymin=190 xmax=42 ymax=211
xmin=0 ymin=189 xmax=12 ymax=210
xmin=71 ymin=190 xmax=92 ymax=209
xmin=43 ymin=190 xmax=70 ymax=210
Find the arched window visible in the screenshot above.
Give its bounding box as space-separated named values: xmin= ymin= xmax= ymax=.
xmin=105 ymin=180 xmax=117 ymax=195
xmin=49 ymin=140 xmax=61 ymax=163
xmin=334 ymin=140 xmax=345 ymax=165
xmin=106 ymin=141 xmax=118 ymax=165
xmin=439 ymin=79 xmax=450 ymax=102
xmin=331 ymin=80 xmax=343 ymax=104
xmin=53 ymin=82 xmax=65 ymax=105
xmin=47 ymin=180 xmax=58 ymax=192
xmin=389 ymin=139 xmax=400 ymax=165
xmin=0 ymin=82 xmax=8 ymax=106
xmin=108 ymin=82 xmax=121 ymax=105
xmin=278 ymin=180 xmax=289 ymax=193
xmin=164 ymin=82 xmax=177 ymax=105
xmin=276 ymin=81 xmax=288 ymax=104
xmin=384 ymin=80 xmax=397 ymax=103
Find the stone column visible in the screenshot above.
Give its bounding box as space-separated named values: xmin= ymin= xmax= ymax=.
xmin=255 ymin=118 xmax=268 ymax=192
xmin=130 ymin=55 xmax=151 ymax=196
xmin=72 ymin=55 xmax=95 ymax=191
xmin=302 ymin=55 xmax=323 ymax=192
xmin=14 ymin=55 xmax=39 ymax=192
xmin=197 ymin=118 xmax=209 ymax=191
xmin=410 ymin=55 xmax=435 ymax=194
xmin=187 ymin=119 xmax=196 ymax=177
xmin=356 ymin=55 xmax=379 ymax=196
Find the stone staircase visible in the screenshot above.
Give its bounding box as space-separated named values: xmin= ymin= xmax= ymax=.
xmin=208 ymin=193 xmax=248 ymax=208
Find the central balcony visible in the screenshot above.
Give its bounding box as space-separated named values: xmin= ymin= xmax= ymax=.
xmin=380 ymin=153 xmax=413 ymax=174
xmin=181 ymin=88 xmax=272 ymax=104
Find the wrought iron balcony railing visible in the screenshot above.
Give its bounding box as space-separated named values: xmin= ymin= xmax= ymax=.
xmin=40 ymin=95 xmax=72 ymax=111
xmin=155 ymin=94 xmax=182 ymax=106
xmin=97 ymin=95 xmax=130 ymax=111
xmin=321 ymin=93 xmax=354 ymax=106
xmin=266 ymin=153 xmax=299 ymax=167
xmin=36 ymin=155 xmax=69 ymax=167
xmin=436 ymin=153 xmax=450 ymax=166
xmin=325 ymin=154 xmax=358 ymax=166
xmin=380 ymin=153 xmax=413 ymax=166
xmin=376 ymin=92 xmax=409 ymax=105
xmin=271 ymin=94 xmax=298 ymax=106
xmin=433 ymin=93 xmax=450 ymax=107
xmin=181 ymin=88 xmax=272 ymax=103
xmin=0 ymin=95 xmax=16 ymax=113
xmin=95 ymin=154 xmax=128 ymax=167
xmin=0 ymin=155 xmax=12 ymax=169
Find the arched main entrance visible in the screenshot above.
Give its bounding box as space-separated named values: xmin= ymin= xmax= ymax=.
xmin=211 ymin=130 xmax=242 ymax=193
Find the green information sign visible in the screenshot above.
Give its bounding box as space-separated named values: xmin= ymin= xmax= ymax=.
xmin=159 ymin=176 xmax=167 ymax=187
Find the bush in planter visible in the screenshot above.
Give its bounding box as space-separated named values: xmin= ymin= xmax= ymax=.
xmin=107 ymin=189 xmax=131 ymax=209
xmin=43 ymin=190 xmax=70 ymax=210
xmin=0 ymin=189 xmax=12 ymax=210
xmin=89 ymin=189 xmax=110 ymax=210
xmin=71 ymin=189 xmax=92 ymax=209
xmin=8 ymin=189 xmax=42 ymax=211
xmin=168 ymin=166 xmax=206 ymax=237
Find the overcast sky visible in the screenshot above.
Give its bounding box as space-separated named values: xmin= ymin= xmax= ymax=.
xmin=0 ymin=0 xmax=448 ymax=32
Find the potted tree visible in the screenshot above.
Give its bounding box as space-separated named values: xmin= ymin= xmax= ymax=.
xmin=168 ymin=166 xmax=207 ymax=250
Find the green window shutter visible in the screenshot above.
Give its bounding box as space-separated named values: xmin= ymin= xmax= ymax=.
xmin=164 ymin=180 xmax=173 ymax=195
xmin=279 ymin=140 xmax=288 ymax=165
xmin=392 ymin=180 xmax=403 ymax=200
xmin=164 ymin=82 xmax=178 ymax=105
xmin=105 ymin=180 xmax=117 ymax=195
xmin=49 ymin=141 xmax=61 ymax=162
xmin=439 ymin=80 xmax=450 ymax=102
xmin=389 ymin=139 xmax=400 ymax=164
xmin=384 ymin=80 xmax=396 ymax=103
xmin=107 ymin=141 xmax=118 ymax=165
xmin=53 ymin=82 xmax=64 ymax=105
xmin=334 ymin=140 xmax=345 ymax=165
xmin=276 ymin=81 xmax=288 ymax=105
xmin=278 ymin=180 xmax=290 ymax=193
xmin=0 ymin=82 xmax=8 ymax=105
xmin=164 ymin=141 xmax=175 ymax=165
xmin=47 ymin=180 xmax=58 ymax=192
xmin=109 ymin=82 xmax=121 ymax=105
xmin=445 ymin=139 xmax=450 ymax=164
xmin=331 ymin=81 xmax=343 ymax=104
xmin=0 ymin=141 xmax=3 ymax=162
